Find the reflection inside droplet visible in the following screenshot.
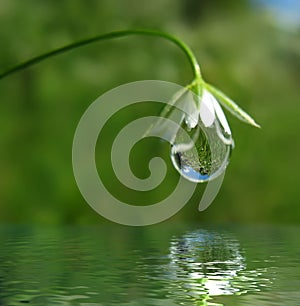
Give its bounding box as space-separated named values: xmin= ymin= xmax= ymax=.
xmin=170 ymin=118 xmax=233 ymax=183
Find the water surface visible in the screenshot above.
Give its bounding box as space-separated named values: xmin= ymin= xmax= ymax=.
xmin=0 ymin=223 xmax=299 ymax=305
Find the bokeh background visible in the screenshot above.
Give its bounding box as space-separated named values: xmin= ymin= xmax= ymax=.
xmin=0 ymin=0 xmax=299 ymax=225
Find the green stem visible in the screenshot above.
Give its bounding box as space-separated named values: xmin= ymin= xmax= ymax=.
xmin=0 ymin=29 xmax=202 ymax=83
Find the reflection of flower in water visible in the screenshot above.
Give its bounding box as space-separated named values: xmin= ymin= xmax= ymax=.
xmin=165 ymin=229 xmax=275 ymax=305
xmin=168 ymin=229 xmax=245 ymax=300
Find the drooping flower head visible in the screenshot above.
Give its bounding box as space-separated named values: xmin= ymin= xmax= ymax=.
xmin=148 ymin=78 xmax=259 ymax=183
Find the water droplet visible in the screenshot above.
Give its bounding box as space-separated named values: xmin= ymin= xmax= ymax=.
xmin=170 ymin=119 xmax=233 ymax=183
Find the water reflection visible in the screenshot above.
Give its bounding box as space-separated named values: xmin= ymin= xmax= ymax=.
xmin=164 ymin=229 xmax=276 ymax=305
xmin=168 ymin=230 xmax=245 ymax=299
xmin=0 ymin=225 xmax=299 ymax=305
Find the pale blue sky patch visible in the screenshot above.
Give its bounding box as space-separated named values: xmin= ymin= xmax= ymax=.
xmin=253 ymin=0 xmax=300 ymax=27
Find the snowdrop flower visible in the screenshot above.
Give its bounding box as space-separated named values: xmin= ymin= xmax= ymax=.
xmin=145 ymin=85 xmax=235 ymax=183
xmin=0 ymin=28 xmax=260 ymax=187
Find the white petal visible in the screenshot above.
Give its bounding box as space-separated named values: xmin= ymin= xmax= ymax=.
xmin=200 ymin=90 xmax=215 ymax=127
xmin=183 ymin=94 xmax=199 ymax=129
xmin=212 ymin=98 xmax=231 ymax=135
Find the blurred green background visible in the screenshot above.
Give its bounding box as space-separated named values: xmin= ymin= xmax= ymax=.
xmin=0 ymin=0 xmax=299 ymax=225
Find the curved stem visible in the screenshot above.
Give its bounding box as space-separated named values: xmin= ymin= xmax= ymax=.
xmin=0 ymin=29 xmax=202 ymax=82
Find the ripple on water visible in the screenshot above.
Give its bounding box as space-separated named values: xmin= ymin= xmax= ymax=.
xmin=0 ymin=224 xmax=299 ymax=305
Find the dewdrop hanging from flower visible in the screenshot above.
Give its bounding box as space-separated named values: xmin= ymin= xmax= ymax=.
xmin=170 ymin=87 xmax=233 ymax=183
xmin=150 ymin=69 xmax=260 ymax=183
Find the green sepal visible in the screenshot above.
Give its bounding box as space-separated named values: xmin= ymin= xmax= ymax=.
xmin=205 ymin=83 xmax=261 ymax=128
